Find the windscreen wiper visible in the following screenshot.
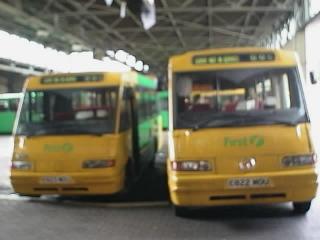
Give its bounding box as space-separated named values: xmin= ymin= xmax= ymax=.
xmin=26 ymin=128 xmax=104 ymax=137
xmin=191 ymin=115 xmax=300 ymax=131
xmin=241 ymin=114 xmax=302 ymax=126
xmin=191 ymin=112 xmax=249 ymax=131
xmin=255 ymin=119 xmax=298 ymax=126
xmin=25 ymin=129 xmax=55 ymax=137
xmin=58 ymin=127 xmax=105 ymax=136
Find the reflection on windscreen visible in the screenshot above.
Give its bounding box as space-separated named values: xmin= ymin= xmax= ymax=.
xmin=174 ymin=68 xmax=307 ymax=129
xmin=16 ymin=87 xmax=118 ymax=135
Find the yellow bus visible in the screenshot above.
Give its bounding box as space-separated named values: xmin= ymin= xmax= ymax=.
xmin=167 ymin=47 xmax=318 ymax=216
xmin=11 ymin=72 xmax=161 ymax=196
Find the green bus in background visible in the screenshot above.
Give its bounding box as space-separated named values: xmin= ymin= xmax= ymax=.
xmin=0 ymin=93 xmax=22 ymax=134
xmin=157 ymin=91 xmax=168 ymax=130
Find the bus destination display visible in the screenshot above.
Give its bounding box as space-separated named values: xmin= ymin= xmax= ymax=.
xmin=41 ymin=74 xmax=103 ymax=84
xmin=193 ymin=53 xmax=275 ymax=65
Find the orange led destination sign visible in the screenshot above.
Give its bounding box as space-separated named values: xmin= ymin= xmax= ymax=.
xmin=193 ymin=53 xmax=275 ymax=65
xmin=41 ymin=74 xmax=103 ymax=84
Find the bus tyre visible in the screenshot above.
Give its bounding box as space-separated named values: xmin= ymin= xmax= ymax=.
xmin=293 ymin=201 xmax=311 ymax=214
xmin=174 ymin=206 xmax=189 ymax=218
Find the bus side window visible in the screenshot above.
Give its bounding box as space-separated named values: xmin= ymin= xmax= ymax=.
xmin=119 ymin=88 xmax=131 ymax=131
xmin=146 ymin=91 xmax=153 ymax=117
xmin=8 ymin=99 xmax=18 ymax=111
xmin=0 ymin=100 xmax=8 ymax=111
xmin=139 ymin=90 xmax=147 ymax=121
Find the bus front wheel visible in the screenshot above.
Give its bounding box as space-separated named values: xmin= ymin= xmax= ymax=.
xmin=293 ymin=201 xmax=312 ymax=214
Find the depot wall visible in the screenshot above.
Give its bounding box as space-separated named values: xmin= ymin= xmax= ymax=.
xmin=0 ymin=72 xmax=25 ymax=93
xmin=306 ymin=14 xmax=320 ymax=81
xmin=285 ymin=14 xmax=320 ymax=154
xmin=283 ymin=30 xmax=307 ymax=81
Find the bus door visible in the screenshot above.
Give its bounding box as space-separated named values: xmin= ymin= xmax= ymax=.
xmin=126 ymin=88 xmax=140 ymax=176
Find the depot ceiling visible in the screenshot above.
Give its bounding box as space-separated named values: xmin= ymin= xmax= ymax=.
xmin=0 ymin=0 xmax=297 ymax=73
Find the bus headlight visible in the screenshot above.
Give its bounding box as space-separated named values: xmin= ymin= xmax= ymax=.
xmin=11 ymin=161 xmax=32 ymax=170
xmin=171 ymin=160 xmax=212 ymax=171
xmin=282 ymin=154 xmax=316 ymax=167
xmin=82 ymin=160 xmax=115 ymax=169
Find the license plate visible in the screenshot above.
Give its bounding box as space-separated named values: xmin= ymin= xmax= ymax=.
xmin=227 ymin=177 xmax=270 ymax=188
xmin=40 ymin=176 xmax=72 ymax=184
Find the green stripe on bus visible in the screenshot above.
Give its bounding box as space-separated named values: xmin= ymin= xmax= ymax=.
xmin=137 ymin=74 xmax=157 ymax=89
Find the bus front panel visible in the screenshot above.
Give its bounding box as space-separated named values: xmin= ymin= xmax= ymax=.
xmin=11 ymin=86 xmax=130 ymax=195
xmin=168 ymin=66 xmax=318 ymax=207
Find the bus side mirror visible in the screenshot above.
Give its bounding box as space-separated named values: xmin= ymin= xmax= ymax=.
xmin=310 ymin=72 xmax=317 ymax=84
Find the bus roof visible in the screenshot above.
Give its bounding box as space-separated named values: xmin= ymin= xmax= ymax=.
xmin=169 ymin=47 xmax=299 ymax=72
xmin=24 ymin=71 xmax=157 ymax=90
xmin=0 ymin=93 xmax=23 ymax=99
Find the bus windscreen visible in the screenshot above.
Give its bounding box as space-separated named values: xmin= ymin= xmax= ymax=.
xmin=173 ymin=68 xmax=306 ymax=129
xmin=16 ymin=87 xmax=118 ymax=136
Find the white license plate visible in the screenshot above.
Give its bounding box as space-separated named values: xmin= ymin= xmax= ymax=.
xmin=227 ymin=177 xmax=270 ymax=188
xmin=40 ymin=176 xmax=72 ymax=184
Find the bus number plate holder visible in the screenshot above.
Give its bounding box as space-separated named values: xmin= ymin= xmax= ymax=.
xmin=227 ymin=177 xmax=270 ymax=188
xmin=40 ymin=176 xmax=73 ymax=184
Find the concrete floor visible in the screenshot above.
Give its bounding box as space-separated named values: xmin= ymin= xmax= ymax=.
xmin=0 ymin=135 xmax=319 ymax=240
xmin=0 ymin=192 xmax=319 ymax=240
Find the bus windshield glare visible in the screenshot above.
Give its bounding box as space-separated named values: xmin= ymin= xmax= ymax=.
xmin=16 ymin=87 xmax=118 ymax=136
xmin=174 ymin=68 xmax=307 ymax=129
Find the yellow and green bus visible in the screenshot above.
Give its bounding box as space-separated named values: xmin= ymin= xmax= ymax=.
xmin=11 ymin=71 xmax=161 ymax=196
xmin=167 ymin=47 xmax=318 ymax=216
xmin=0 ymin=93 xmax=22 ymax=134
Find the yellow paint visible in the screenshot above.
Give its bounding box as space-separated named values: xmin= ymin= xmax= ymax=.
xmin=168 ymin=47 xmax=298 ymax=72
xmin=25 ymin=72 xmax=138 ymax=90
xmin=11 ymin=133 xmax=130 ymax=196
xmin=192 ymin=88 xmax=245 ymax=97
xmin=167 ymin=48 xmax=318 ymax=207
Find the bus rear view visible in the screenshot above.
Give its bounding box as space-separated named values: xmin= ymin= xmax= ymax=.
xmin=167 ymin=48 xmax=318 ymax=216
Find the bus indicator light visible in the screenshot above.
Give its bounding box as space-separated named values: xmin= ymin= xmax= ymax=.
xmin=11 ymin=161 xmax=32 ymax=170
xmin=282 ymin=154 xmax=316 ymax=167
xmin=82 ymin=160 xmax=115 ymax=169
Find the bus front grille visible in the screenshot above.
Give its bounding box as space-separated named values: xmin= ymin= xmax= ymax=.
xmin=209 ymin=195 xmax=246 ymax=201
xmin=250 ymin=193 xmax=286 ymax=199
xmin=34 ymin=188 xmax=58 ymax=191
xmin=62 ymin=187 xmax=88 ymax=192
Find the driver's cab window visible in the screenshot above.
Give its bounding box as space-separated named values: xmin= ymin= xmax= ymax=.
xmin=175 ymin=70 xmax=297 ymax=115
xmin=0 ymin=99 xmax=9 ymax=112
xmin=176 ymin=77 xmax=218 ymax=113
xmin=235 ymin=72 xmax=292 ymax=111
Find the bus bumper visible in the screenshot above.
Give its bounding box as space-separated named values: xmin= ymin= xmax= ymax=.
xmin=10 ymin=172 xmax=125 ymax=196
xmin=169 ymin=169 xmax=318 ymax=207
